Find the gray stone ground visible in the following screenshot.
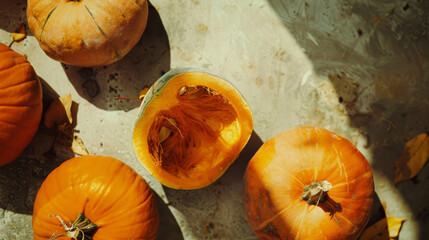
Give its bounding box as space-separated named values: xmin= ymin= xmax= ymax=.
xmin=1 ymin=0 xmax=428 ymax=239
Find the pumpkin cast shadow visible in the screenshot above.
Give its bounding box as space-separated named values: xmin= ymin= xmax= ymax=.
xmin=153 ymin=191 xmax=184 ymax=240
xmin=161 ymin=131 xmax=263 ymax=239
xmin=63 ymin=2 xmax=171 ymax=111
xmin=0 ymin=0 xmax=31 ymax=36
xmin=0 ymin=77 xmax=75 ymax=215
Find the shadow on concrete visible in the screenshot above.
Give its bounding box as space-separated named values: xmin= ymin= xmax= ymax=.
xmin=153 ymin=192 xmax=184 ymax=240
xmin=64 ymin=2 xmax=171 ymax=111
xmin=162 ymin=131 xmax=263 ymax=239
xmin=0 ymin=0 xmax=29 ymax=37
xmin=0 ymin=77 xmax=74 ymax=215
xmin=267 ymin=0 xmax=429 ymax=238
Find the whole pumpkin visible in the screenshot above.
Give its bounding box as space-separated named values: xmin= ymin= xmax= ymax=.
xmin=26 ymin=0 xmax=149 ymax=66
xmin=244 ymin=127 xmax=374 ymax=240
xmin=133 ymin=67 xmax=253 ymax=189
xmin=32 ymin=155 xmax=159 ymax=239
xmin=0 ymin=43 xmax=43 ymax=167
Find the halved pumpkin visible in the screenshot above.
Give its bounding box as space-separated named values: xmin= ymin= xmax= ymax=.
xmin=132 ymin=67 xmax=253 ymax=189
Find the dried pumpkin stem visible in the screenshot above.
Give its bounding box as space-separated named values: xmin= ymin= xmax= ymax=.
xmin=50 ymin=213 xmax=97 ymax=240
xmin=301 ymin=180 xmax=332 ymax=205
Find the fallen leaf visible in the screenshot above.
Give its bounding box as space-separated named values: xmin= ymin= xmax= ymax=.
xmin=72 ymin=135 xmax=89 ymax=156
xmin=55 ymin=123 xmax=73 ymax=146
xmin=359 ymin=217 xmax=405 ymax=240
xmin=139 ymin=87 xmax=150 ymax=100
xmin=359 ymin=217 xmax=389 ymax=240
xmin=394 ymin=133 xmax=429 ymax=184
xmin=44 ymin=93 xmax=73 ymax=129
xmin=386 ymin=216 xmax=405 ymax=238
xmin=12 ymin=23 xmax=26 ymax=42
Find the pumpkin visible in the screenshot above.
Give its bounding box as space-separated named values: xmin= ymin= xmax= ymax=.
xmin=26 ymin=0 xmax=149 ymax=66
xmin=32 ymin=155 xmax=159 ymax=239
xmin=244 ymin=127 xmax=374 ymax=240
xmin=132 ymin=67 xmax=253 ymax=189
xmin=0 ymin=43 xmax=43 ymax=166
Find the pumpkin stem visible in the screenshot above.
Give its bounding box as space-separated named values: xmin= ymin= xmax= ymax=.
xmin=301 ymin=180 xmax=332 ymax=205
xmin=49 ymin=213 xmax=97 ymax=240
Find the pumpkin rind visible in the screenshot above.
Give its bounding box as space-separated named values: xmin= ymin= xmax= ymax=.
xmin=244 ymin=127 xmax=374 ymax=240
xmin=26 ymin=0 xmax=149 ymax=66
xmin=132 ymin=67 xmax=253 ymax=189
xmin=0 ymin=43 xmax=43 ymax=166
xmin=32 ymin=155 xmax=159 ymax=239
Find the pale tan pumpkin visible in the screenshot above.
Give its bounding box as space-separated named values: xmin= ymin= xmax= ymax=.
xmin=26 ymin=0 xmax=149 ymax=66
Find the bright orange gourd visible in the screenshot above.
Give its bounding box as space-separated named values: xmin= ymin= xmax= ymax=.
xmin=32 ymin=155 xmax=159 ymax=239
xmin=133 ymin=67 xmax=253 ymax=189
xmin=244 ymin=127 xmax=374 ymax=240
xmin=0 ymin=43 xmax=43 ymax=167
xmin=26 ymin=0 xmax=149 ymax=66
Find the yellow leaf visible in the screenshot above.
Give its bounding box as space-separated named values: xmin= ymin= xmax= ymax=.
xmin=139 ymin=87 xmax=150 ymax=100
xmin=12 ymin=24 xmax=26 ymax=42
xmin=44 ymin=93 xmax=73 ymax=129
xmin=359 ymin=217 xmax=405 ymax=240
xmin=72 ymin=135 xmax=89 ymax=156
xmin=386 ymin=216 xmax=405 ymax=238
xmin=394 ymin=133 xmax=429 ymax=183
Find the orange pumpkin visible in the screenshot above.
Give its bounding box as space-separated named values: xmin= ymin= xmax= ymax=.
xmin=32 ymin=155 xmax=159 ymax=239
xmin=26 ymin=0 xmax=149 ymax=66
xmin=244 ymin=127 xmax=374 ymax=240
xmin=133 ymin=67 xmax=253 ymax=189
xmin=0 ymin=43 xmax=43 ymax=166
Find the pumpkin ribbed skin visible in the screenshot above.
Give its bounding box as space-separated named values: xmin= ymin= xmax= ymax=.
xmin=244 ymin=127 xmax=374 ymax=240
xmin=0 ymin=43 xmax=43 ymax=166
xmin=133 ymin=67 xmax=253 ymax=190
xmin=32 ymin=155 xmax=159 ymax=240
xmin=26 ymin=0 xmax=149 ymax=66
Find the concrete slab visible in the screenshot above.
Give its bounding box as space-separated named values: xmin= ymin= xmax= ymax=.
xmin=0 ymin=0 xmax=428 ymax=239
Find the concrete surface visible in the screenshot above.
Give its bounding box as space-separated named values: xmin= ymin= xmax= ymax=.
xmin=0 ymin=0 xmax=428 ymax=239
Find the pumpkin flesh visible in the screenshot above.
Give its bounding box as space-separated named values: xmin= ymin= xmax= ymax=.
xmin=133 ymin=70 xmax=253 ymax=189
xmin=244 ymin=127 xmax=374 ymax=240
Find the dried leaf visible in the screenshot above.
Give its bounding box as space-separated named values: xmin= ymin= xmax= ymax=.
xmin=12 ymin=23 xmax=26 ymax=42
xmin=386 ymin=216 xmax=405 ymax=238
xmin=72 ymin=135 xmax=89 ymax=156
xmin=44 ymin=93 xmax=73 ymax=129
xmin=56 ymin=123 xmax=74 ymax=146
xmin=394 ymin=133 xmax=429 ymax=184
xmin=359 ymin=217 xmax=405 ymax=240
xmin=359 ymin=218 xmax=389 ymax=240
xmin=139 ymin=87 xmax=150 ymax=100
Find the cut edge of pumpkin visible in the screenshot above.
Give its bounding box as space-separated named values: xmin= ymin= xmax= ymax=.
xmin=133 ymin=69 xmax=253 ymax=189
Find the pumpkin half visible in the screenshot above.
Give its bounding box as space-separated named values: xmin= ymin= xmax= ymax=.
xmin=32 ymin=155 xmax=159 ymax=239
xmin=0 ymin=43 xmax=43 ymax=166
xmin=132 ymin=67 xmax=253 ymax=189
xmin=244 ymin=127 xmax=374 ymax=240
xmin=26 ymin=0 xmax=149 ymax=66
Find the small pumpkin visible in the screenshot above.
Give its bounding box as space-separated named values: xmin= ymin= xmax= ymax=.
xmin=244 ymin=127 xmax=374 ymax=240
xmin=0 ymin=43 xmax=43 ymax=166
xmin=132 ymin=67 xmax=253 ymax=189
xmin=32 ymin=155 xmax=159 ymax=239
xmin=26 ymin=0 xmax=149 ymax=66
